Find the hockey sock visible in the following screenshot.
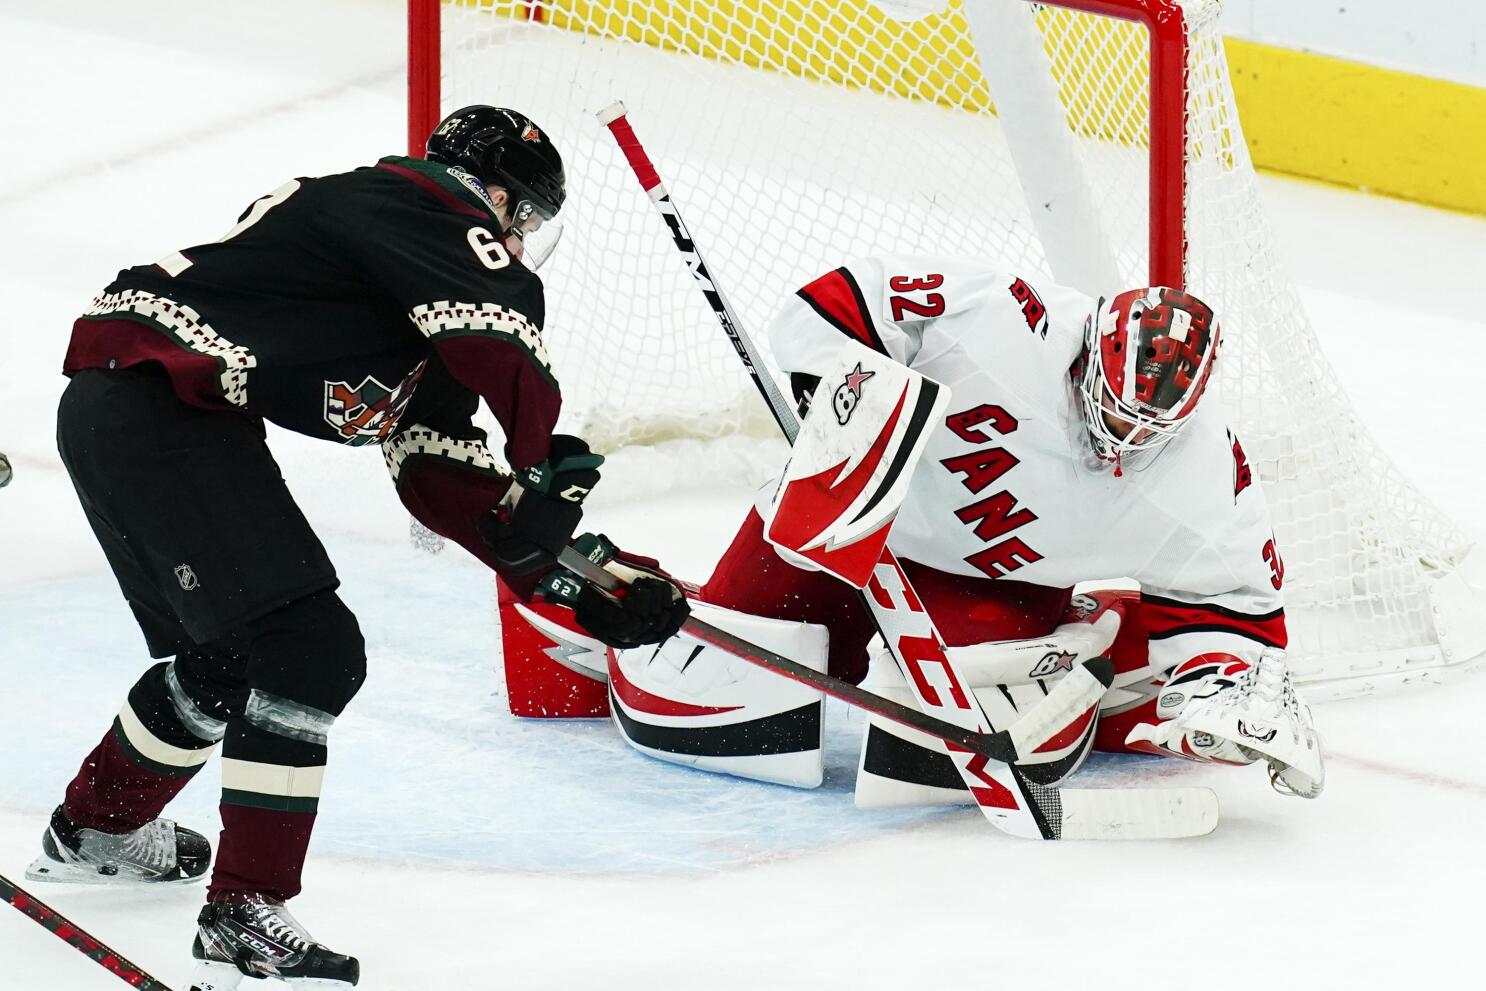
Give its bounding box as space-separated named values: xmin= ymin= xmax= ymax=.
xmin=62 ymin=661 xmax=218 ymax=833
xmin=205 ymin=591 xmax=363 ymax=901
xmin=209 ymin=717 xmax=325 ymax=903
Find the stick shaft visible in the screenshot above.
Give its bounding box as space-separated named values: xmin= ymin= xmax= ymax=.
xmin=556 ymin=546 xmax=1014 ymax=758
xmin=0 ymin=872 xmax=174 ymax=990
xmin=597 ymin=102 xmax=798 ymax=443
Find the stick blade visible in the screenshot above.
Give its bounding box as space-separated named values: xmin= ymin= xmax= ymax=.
xmin=1056 ymin=787 xmax=1220 ymax=840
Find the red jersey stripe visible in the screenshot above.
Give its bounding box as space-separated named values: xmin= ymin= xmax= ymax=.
xmin=795 ymin=267 xmax=886 ymax=353
xmin=1138 ymin=594 xmax=1288 ymax=649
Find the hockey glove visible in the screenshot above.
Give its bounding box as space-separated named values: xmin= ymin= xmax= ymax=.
xmin=478 ymin=435 xmax=604 ymax=576
xmin=538 ymin=533 xmax=690 ymax=649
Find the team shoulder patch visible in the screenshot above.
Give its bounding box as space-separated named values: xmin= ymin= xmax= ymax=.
xmin=1228 ymin=429 xmax=1253 ymax=498
xmin=1008 ymin=277 xmax=1049 ymax=339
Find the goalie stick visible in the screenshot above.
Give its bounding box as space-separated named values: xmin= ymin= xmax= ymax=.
xmin=557 ymin=545 xmax=1111 ymax=764
xmin=596 ymin=101 xmax=1218 ymax=840
xmin=1 ymin=871 xmax=174 ymax=990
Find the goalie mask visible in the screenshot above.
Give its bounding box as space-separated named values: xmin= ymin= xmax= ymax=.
xmin=1072 ymin=287 xmax=1220 ymax=472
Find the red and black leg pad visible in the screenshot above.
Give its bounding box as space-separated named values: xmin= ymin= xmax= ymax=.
xmin=497 ymin=578 xmax=612 ymax=718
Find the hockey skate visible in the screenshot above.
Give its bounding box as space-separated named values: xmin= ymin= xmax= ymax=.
xmin=24 ymin=805 xmax=210 ymax=885
xmin=1182 ymin=647 xmax=1326 ymax=798
xmin=189 ymin=894 xmax=360 ymax=990
xmin=1127 ymin=648 xmax=1325 ymax=798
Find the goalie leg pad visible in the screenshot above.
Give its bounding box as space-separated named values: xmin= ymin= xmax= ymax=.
xmin=609 ymin=602 xmax=829 ymax=788
xmin=855 ymin=657 xmax=1099 ymax=807
xmin=498 ymin=577 xmax=611 ymax=718
xmin=854 ymin=587 xmax=1132 ymax=808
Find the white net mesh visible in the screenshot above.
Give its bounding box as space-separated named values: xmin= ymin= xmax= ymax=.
xmin=433 ymin=0 xmax=1484 ymax=695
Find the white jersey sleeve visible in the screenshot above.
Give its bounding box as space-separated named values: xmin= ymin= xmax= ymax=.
xmin=1130 ymin=417 xmax=1289 ymax=673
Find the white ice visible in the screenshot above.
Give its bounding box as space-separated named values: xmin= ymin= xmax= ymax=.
xmin=2 ymin=2 xmax=1486 ymax=989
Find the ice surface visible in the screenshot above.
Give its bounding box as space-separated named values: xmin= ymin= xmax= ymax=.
xmin=3 ymin=2 xmax=1486 ymax=988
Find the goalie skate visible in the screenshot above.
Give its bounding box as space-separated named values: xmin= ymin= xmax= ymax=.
xmin=1129 ymin=648 xmax=1325 ymax=797
xmin=24 ymin=805 xmax=210 ymax=885
xmin=1182 ymin=648 xmax=1325 ymax=798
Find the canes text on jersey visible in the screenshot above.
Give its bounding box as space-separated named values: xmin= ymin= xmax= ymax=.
xmin=942 ymin=404 xmax=1043 ymax=578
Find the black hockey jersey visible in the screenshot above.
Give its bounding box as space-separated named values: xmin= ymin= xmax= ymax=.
xmin=64 ymin=156 xmax=565 ymax=596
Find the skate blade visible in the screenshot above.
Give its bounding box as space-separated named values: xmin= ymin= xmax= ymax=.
xmin=24 ymin=854 xmax=205 ymax=886
xmin=189 ymin=959 xmax=246 ymax=991
xmin=190 ymin=959 xmax=356 ymax=990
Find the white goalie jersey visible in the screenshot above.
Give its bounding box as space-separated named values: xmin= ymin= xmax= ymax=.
xmin=770 ymin=255 xmax=1288 ymax=671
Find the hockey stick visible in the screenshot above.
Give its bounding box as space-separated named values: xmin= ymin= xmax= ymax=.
xmin=0 ymin=872 xmax=174 ymax=990
xmin=596 ymin=102 xmax=1219 ymax=840
xmin=557 ymin=545 xmax=1110 ymax=764
xmin=596 ymin=101 xmax=1048 ymax=836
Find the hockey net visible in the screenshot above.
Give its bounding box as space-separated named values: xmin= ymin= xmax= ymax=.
xmin=411 ymin=0 xmax=1486 ymax=698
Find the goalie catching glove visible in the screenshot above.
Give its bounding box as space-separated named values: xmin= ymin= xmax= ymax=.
xmin=539 ymin=533 xmax=690 ymax=648
xmin=478 ymin=434 xmax=604 ymax=576
xmin=1125 ymin=647 xmax=1325 ymax=798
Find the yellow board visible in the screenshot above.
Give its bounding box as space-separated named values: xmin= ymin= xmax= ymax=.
xmin=547 ymin=0 xmax=990 ymax=111
xmin=488 ymin=0 xmax=1152 ymax=139
xmin=1225 ymin=38 xmax=1486 ymax=216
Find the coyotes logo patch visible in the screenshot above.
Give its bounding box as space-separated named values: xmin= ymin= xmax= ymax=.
xmin=324 ymin=361 xmax=426 ymax=446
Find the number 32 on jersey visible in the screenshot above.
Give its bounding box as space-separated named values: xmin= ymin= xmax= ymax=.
xmin=888 ymin=273 xmax=946 ymax=322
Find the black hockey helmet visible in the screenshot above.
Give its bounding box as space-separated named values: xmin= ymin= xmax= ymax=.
xmin=426 ymin=105 xmax=566 ymax=228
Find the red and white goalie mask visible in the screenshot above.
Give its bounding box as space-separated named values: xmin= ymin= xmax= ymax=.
xmin=1073 ymin=287 xmax=1220 ymax=472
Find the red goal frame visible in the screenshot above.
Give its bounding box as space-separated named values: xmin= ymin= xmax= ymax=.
xmin=405 ymin=0 xmax=1189 ymax=289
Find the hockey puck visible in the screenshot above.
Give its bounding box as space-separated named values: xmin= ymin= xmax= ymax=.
xmin=0 ymin=452 xmax=11 ymax=488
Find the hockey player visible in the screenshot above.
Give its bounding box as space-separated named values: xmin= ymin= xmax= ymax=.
xmin=597 ymin=257 xmax=1322 ymax=803
xmin=27 ymin=105 xmax=688 ymax=988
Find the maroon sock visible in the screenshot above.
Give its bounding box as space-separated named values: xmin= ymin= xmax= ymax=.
xmin=208 ymin=804 xmax=317 ymax=903
xmin=62 ymin=723 xmax=204 ymax=832
xmin=206 ymin=719 xmax=325 ymax=903
xmin=62 ymin=663 xmax=216 ymax=833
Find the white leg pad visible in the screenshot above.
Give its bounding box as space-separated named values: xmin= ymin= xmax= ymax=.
xmin=609 ymin=602 xmax=829 ymax=788
xmin=855 ymin=638 xmax=1100 ymax=808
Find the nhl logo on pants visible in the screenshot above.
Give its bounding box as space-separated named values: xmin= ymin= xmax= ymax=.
xmin=174 ymin=564 xmax=200 ymax=591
